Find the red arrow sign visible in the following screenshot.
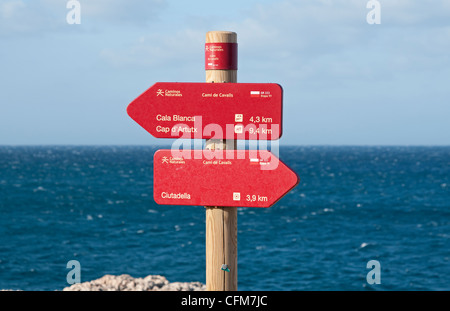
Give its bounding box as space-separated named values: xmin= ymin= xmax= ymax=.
xmin=153 ymin=149 xmax=299 ymax=208
xmin=127 ymin=82 xmax=283 ymax=140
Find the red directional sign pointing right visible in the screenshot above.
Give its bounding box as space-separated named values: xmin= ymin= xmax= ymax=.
xmin=153 ymin=149 xmax=299 ymax=208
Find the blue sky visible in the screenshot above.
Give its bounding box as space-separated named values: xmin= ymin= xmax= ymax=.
xmin=0 ymin=0 xmax=449 ymax=145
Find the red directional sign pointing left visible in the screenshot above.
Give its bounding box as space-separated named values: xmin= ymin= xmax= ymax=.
xmin=127 ymin=82 xmax=283 ymax=140
xmin=153 ymin=149 xmax=299 ymax=208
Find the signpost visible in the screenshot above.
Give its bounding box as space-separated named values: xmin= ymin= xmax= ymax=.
xmin=204 ymin=31 xmax=239 ymax=292
xmin=127 ymin=30 xmax=299 ymax=291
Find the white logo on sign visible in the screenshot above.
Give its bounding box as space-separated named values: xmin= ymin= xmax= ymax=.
xmin=156 ymin=89 xmax=164 ymax=96
xmin=233 ymin=192 xmax=241 ymax=201
xmin=234 ymin=125 xmax=243 ymax=134
xmin=162 ymin=156 xmax=169 ymax=164
xmin=235 ymin=114 xmax=243 ymax=122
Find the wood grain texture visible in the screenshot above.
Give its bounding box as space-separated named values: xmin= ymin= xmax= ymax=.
xmin=206 ymin=207 xmax=225 ymax=289
xmin=223 ymin=207 xmax=238 ymax=290
xmin=205 ymin=31 xmax=238 ymax=291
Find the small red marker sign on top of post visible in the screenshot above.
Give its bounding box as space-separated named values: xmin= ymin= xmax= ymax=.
xmin=205 ymin=42 xmax=238 ymax=70
xmin=127 ymin=82 xmax=283 ymax=140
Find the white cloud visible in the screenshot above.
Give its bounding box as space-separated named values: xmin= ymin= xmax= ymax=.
xmin=94 ymin=0 xmax=450 ymax=87
xmin=0 ymin=0 xmax=25 ymax=18
xmin=0 ymin=0 xmax=59 ymax=35
xmin=80 ymin=0 xmax=167 ymax=25
xmin=0 ymin=0 xmax=167 ymax=36
xmin=215 ymin=0 xmax=450 ymax=84
xmin=382 ymin=0 xmax=450 ymax=26
xmin=99 ymin=28 xmax=204 ymax=69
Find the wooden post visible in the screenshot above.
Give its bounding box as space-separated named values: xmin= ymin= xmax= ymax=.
xmin=205 ymin=31 xmax=238 ymax=291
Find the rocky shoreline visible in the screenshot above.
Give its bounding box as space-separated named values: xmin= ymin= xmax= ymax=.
xmin=63 ymin=274 xmax=206 ymax=291
xmin=1 ymin=274 xmax=205 ymax=291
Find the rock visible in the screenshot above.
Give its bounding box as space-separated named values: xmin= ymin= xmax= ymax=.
xmin=62 ymin=274 xmax=205 ymax=291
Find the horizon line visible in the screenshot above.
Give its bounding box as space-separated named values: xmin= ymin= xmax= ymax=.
xmin=0 ymin=144 xmax=449 ymax=147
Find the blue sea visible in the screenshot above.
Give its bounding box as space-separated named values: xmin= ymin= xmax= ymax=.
xmin=0 ymin=145 xmax=449 ymax=291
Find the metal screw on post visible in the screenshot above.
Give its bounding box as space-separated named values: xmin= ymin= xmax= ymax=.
xmin=205 ymin=31 xmax=238 ymax=291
